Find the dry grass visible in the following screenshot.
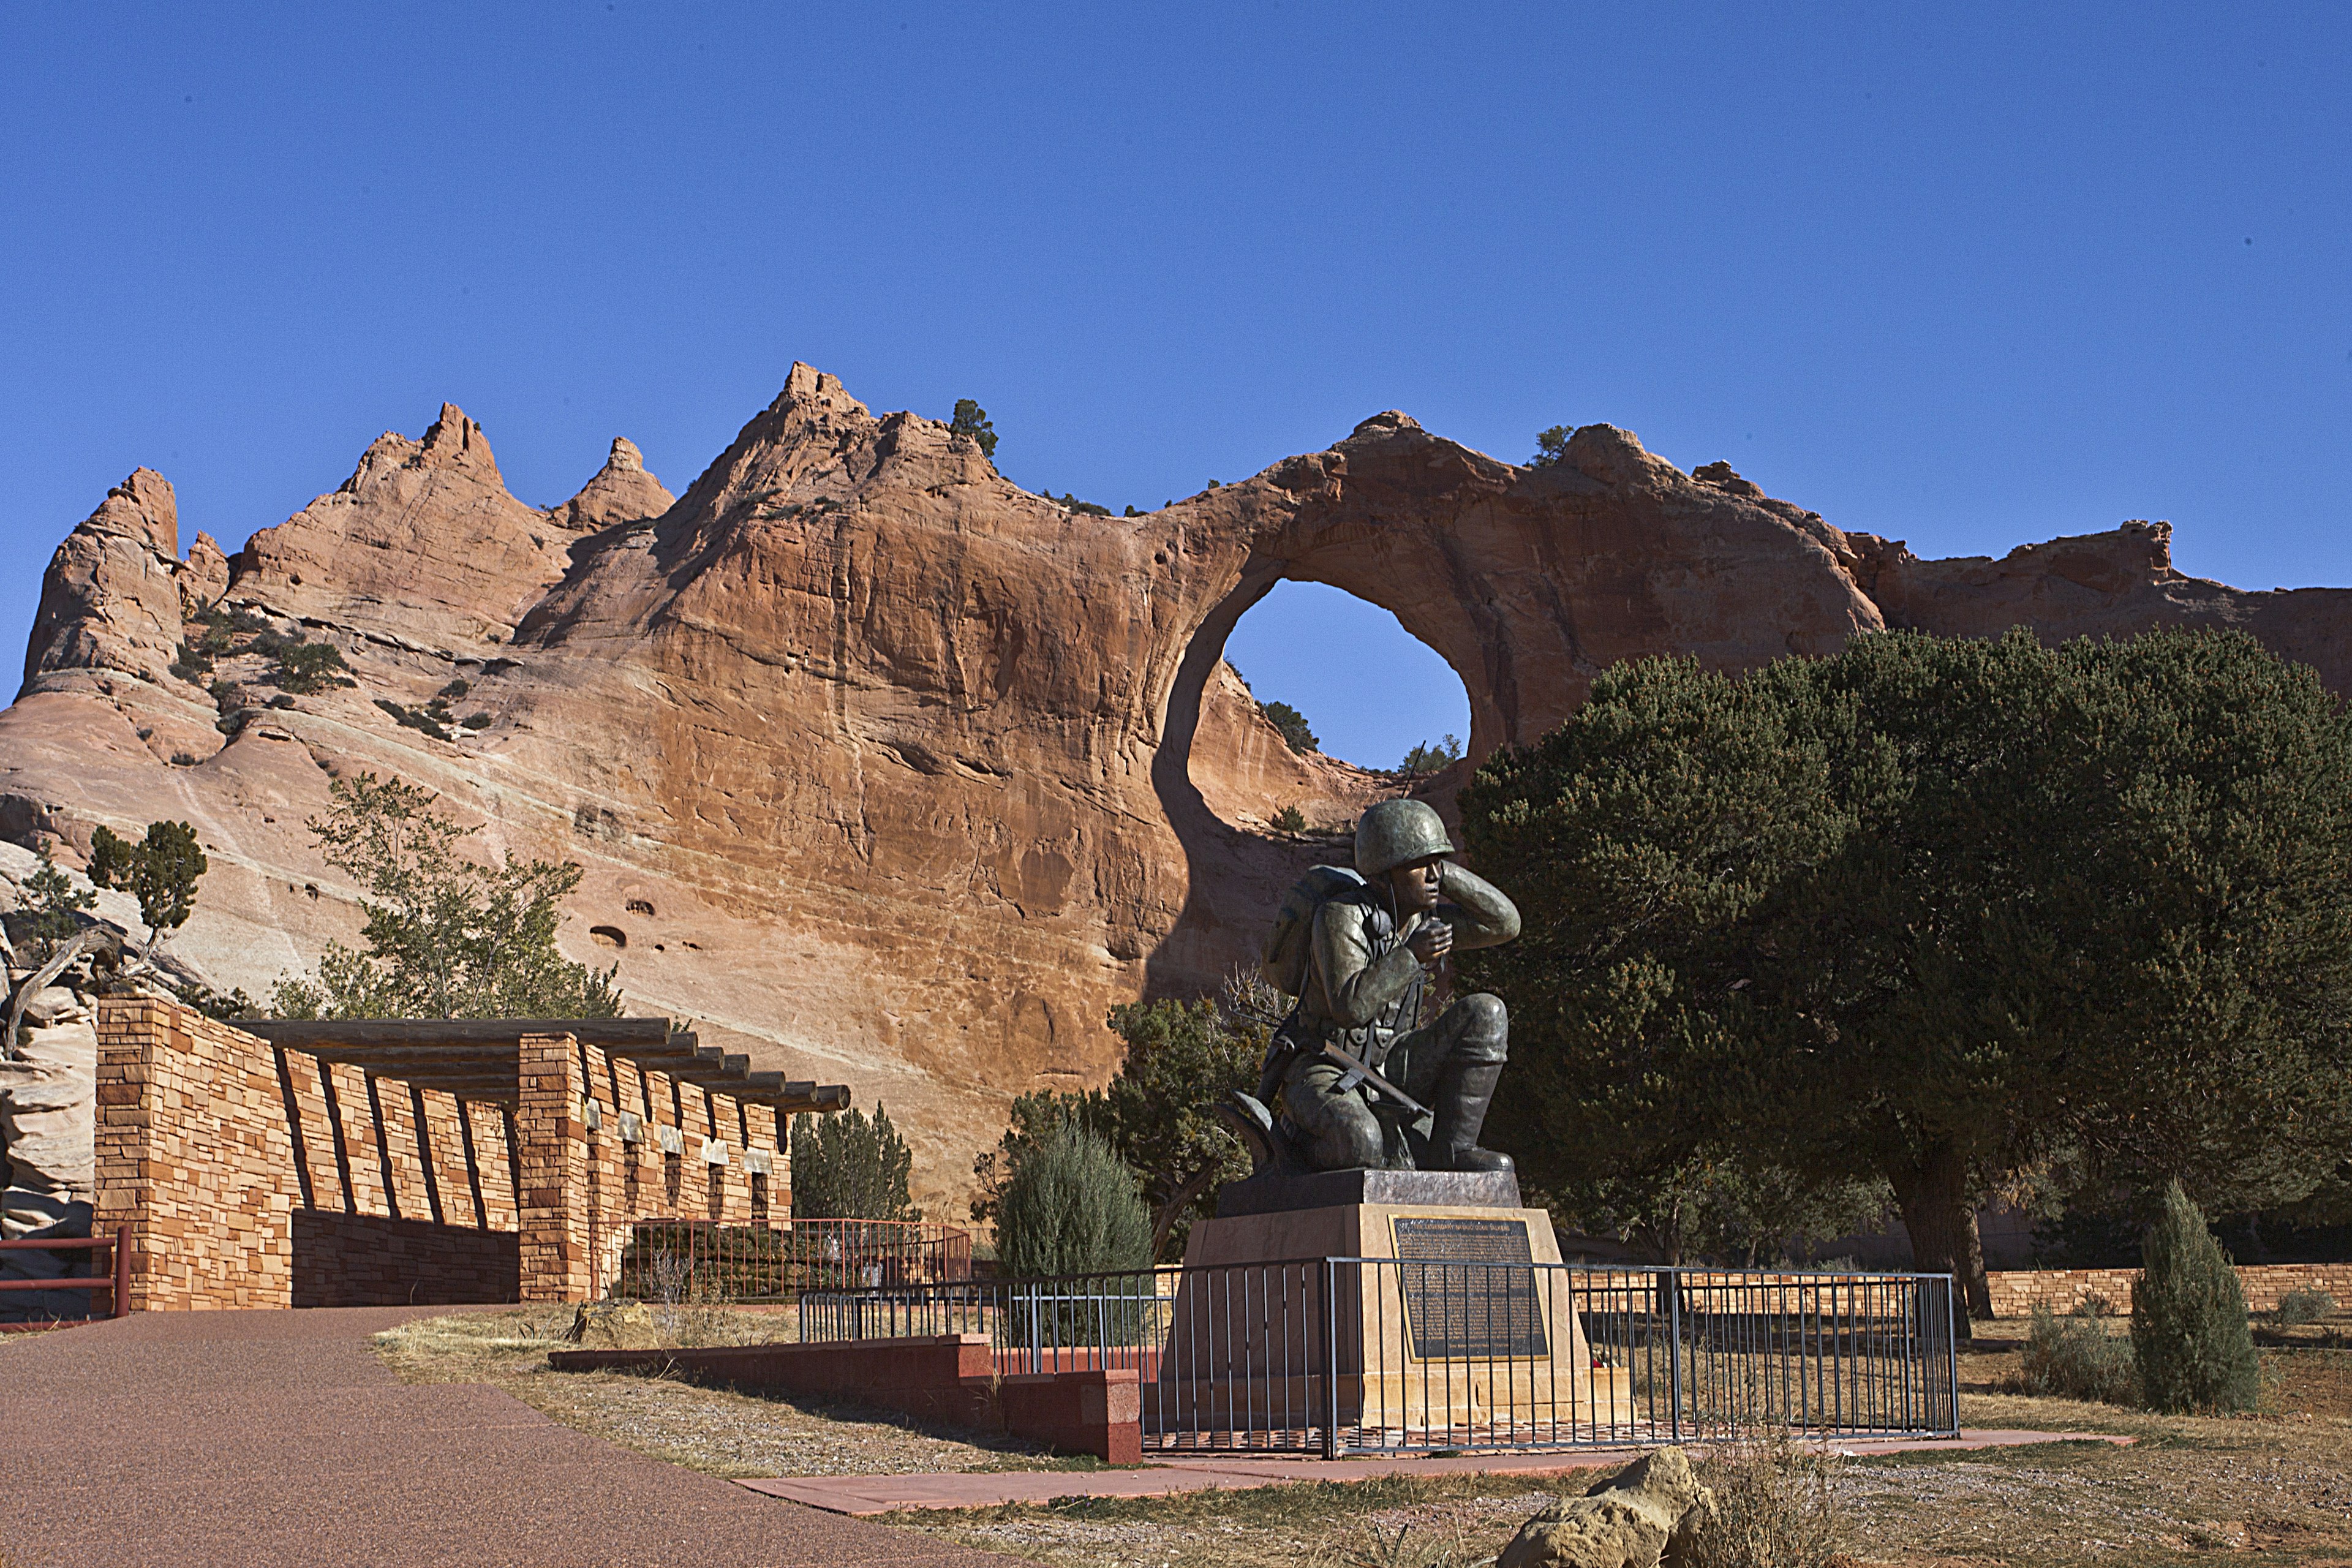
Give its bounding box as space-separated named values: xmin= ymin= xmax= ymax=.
xmin=370 ymin=1310 xmax=2352 ymax=1565
xmin=902 ymin=1473 xmax=1569 ymax=1568
xmin=369 ymin=1306 xmax=1101 ymax=1479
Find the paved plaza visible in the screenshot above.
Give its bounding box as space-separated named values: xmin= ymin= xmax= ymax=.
xmin=0 ymin=1308 xmax=1017 ymax=1567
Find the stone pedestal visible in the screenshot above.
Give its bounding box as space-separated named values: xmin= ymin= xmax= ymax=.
xmin=1163 ymin=1172 xmax=1626 ymax=1443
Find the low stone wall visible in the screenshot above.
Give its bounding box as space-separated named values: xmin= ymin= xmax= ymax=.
xmin=547 ymin=1333 xmax=1143 ymax=1464
xmin=1986 ymin=1262 xmax=2352 ymax=1317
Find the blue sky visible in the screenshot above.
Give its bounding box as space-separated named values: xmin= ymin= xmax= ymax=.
xmin=4 ymin=3 xmax=2346 ymax=767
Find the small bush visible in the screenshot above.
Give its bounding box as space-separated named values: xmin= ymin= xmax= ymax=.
xmin=2273 ymin=1287 xmax=2337 ymax=1329
xmin=2132 ymin=1180 xmax=2261 ymax=1414
xmin=374 ymin=698 xmax=454 ymax=742
xmin=1272 ymin=804 xmax=1306 ymax=834
xmin=994 ymin=1116 xmax=1152 ymax=1281
xmin=17 ymin=844 xmax=96 ymax=961
xmin=461 ymin=713 xmax=492 ymax=730
xmin=2016 ymin=1303 xmax=2135 ymax=1404
xmin=264 ymin=635 xmax=352 ymax=694
xmin=1688 ymin=1429 xmax=1842 ymax=1568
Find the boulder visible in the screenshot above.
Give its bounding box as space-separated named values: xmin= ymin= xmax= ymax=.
xmin=1499 ymin=1447 xmax=1717 ymax=1568
xmin=568 ymin=1300 xmax=662 ymax=1351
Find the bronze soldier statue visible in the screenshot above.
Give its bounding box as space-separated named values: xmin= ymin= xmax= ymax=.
xmin=1251 ymin=799 xmax=1521 ymax=1175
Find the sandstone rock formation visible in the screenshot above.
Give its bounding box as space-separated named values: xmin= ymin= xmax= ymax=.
xmin=9 ymin=369 xmax=2351 ymax=1216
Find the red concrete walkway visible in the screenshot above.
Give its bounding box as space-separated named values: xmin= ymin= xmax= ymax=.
xmin=0 ymin=1308 xmax=1017 ymax=1568
xmin=742 ymin=1428 xmax=2136 ymax=1515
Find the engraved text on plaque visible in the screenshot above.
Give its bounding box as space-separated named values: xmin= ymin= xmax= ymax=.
xmin=1390 ymin=1216 xmax=1549 ymax=1359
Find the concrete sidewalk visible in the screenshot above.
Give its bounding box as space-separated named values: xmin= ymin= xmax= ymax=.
xmin=741 ymin=1428 xmax=2135 ymax=1516
xmin=0 ymin=1308 xmax=1019 ymax=1568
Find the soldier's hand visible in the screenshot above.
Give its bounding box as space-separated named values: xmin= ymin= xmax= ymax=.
xmin=1406 ymin=919 xmax=1453 ymax=965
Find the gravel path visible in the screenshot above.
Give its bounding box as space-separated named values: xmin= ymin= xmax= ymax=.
xmin=0 ymin=1307 xmax=1019 ymax=1567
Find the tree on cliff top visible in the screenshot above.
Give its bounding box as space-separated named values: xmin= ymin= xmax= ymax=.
xmin=1461 ymin=628 xmax=2352 ymax=1322
xmin=949 ymin=398 xmax=998 ymax=458
xmin=270 ymin=773 xmax=620 ymax=1019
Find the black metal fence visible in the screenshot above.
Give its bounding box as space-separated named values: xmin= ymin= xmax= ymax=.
xmin=800 ymin=1258 xmax=1958 ymax=1456
xmin=615 ymin=1218 xmax=971 ymax=1302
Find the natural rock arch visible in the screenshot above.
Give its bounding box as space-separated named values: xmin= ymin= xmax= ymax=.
xmin=1140 ymin=410 xmax=1882 ymax=995
xmin=18 ymin=364 xmax=2352 ymax=1215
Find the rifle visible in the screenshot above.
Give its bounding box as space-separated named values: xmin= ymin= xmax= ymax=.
xmin=1316 ymin=1041 xmax=1430 ymax=1118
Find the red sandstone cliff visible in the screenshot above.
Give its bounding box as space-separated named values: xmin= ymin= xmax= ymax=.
xmin=10 ymin=368 xmax=2348 ymax=1213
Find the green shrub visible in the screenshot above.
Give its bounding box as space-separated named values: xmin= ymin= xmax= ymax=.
xmin=1400 ymin=734 xmax=1464 ymax=775
xmin=15 ymin=844 xmax=95 ymax=962
xmin=1272 ymin=804 xmax=1306 ymax=834
xmin=1258 ymin=699 xmax=1317 ymax=755
xmin=790 ymin=1105 xmax=917 ymax=1221
xmin=88 ymin=820 xmax=208 ymax=957
xmin=2132 ymin=1181 xmax=2261 ymax=1414
xmin=994 ymin=1117 xmax=1153 ymax=1281
xmin=266 ymin=636 xmax=352 ymax=694
xmin=2016 ymin=1303 xmax=2135 ymax=1404
xmin=2273 ymin=1287 xmax=2337 ymax=1329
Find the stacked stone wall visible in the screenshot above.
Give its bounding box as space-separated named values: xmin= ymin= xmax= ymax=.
xmin=93 ymin=997 xmax=787 ymax=1310
xmin=1985 ymin=1263 xmax=2352 ymax=1317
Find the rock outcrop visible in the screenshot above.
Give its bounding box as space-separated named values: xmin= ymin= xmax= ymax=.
xmin=8 ymin=372 xmax=2351 ymax=1215
xmin=1499 ymin=1446 xmax=1716 ymax=1568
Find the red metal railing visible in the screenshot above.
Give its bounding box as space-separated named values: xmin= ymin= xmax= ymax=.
xmin=616 ymin=1218 xmax=972 ymax=1302
xmin=0 ymin=1226 xmax=130 ymax=1329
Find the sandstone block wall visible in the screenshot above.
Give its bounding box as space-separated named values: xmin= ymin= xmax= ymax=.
xmin=93 ymin=997 xmax=785 ymax=1310
xmin=1985 ymin=1263 xmax=2352 ymax=1318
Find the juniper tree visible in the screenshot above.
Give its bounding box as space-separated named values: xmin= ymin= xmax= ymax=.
xmin=1462 ymin=628 xmax=2352 ymax=1324
xmin=790 ymin=1104 xmax=917 ymax=1221
xmin=88 ymin=820 xmax=207 ymax=963
xmin=270 ymin=773 xmax=620 ymax=1019
xmin=2132 ymin=1180 xmax=2261 ymax=1413
xmin=993 ymin=1116 xmax=1153 ymax=1281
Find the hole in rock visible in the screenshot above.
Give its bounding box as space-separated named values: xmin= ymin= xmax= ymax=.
xmin=589 ymin=925 xmax=628 ymax=949
xmin=625 ymin=898 xmax=655 ymax=917
xmin=1190 ymin=581 xmax=1472 ymax=837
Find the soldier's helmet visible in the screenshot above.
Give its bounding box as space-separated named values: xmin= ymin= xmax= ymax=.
xmin=1354 ymin=799 xmax=1454 ymax=878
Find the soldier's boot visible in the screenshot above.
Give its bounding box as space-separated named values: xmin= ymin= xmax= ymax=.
xmin=1430 ymin=1060 xmax=1513 ymax=1175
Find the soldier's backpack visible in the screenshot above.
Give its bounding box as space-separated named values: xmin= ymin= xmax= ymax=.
xmin=1260 ymin=865 xmax=1370 ymax=996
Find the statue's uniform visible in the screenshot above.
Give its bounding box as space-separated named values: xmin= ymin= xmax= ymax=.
xmin=1280 ymin=862 xmax=1520 ymax=1172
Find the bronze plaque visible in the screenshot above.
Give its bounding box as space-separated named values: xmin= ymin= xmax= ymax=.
xmin=1390 ymin=1216 xmax=1550 ymax=1360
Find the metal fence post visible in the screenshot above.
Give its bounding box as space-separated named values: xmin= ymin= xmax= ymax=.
xmin=111 ymin=1223 xmax=132 ymax=1317
xmin=1945 ymin=1273 xmax=1961 ymax=1438
xmin=1321 ymin=1257 xmax=1340 ymax=1460
xmin=1665 ymin=1266 xmax=1683 ymax=1443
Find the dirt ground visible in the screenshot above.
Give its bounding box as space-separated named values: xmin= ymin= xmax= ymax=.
xmin=906 ymin=1331 xmax=2352 ymax=1568
xmin=374 ymin=1310 xmax=2352 ymax=1566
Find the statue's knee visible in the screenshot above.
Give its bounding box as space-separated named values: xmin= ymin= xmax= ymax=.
xmin=1457 ymin=992 xmax=1508 ymax=1058
xmin=1316 ymin=1106 xmax=1384 ymax=1170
